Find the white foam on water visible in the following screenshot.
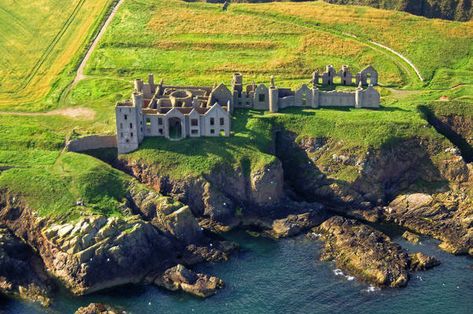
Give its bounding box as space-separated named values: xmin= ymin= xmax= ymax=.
xmin=364 ymin=285 xmax=380 ymax=293
xmin=333 ymin=269 xmax=344 ymax=276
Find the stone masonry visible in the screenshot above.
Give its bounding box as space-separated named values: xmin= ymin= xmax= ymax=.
xmin=116 ymin=65 xmax=380 ymax=154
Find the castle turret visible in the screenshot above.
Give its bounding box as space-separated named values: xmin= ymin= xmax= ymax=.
xmin=311 ymin=85 xmax=319 ymax=108
xmin=132 ymin=91 xmax=144 ymax=110
xmin=269 ymin=76 xmax=279 ymax=113
xmin=134 ymin=79 xmax=144 ymax=92
xmin=231 ymin=73 xmax=243 ymax=107
xmin=148 ymin=74 xmax=155 ymax=93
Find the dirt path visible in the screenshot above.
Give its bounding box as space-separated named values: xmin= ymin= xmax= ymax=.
xmin=369 ymin=40 xmax=424 ymax=82
xmin=0 ymin=107 xmax=96 ymax=120
xmin=232 ymin=7 xmax=424 ymax=87
xmin=73 ymin=0 xmax=125 ymax=84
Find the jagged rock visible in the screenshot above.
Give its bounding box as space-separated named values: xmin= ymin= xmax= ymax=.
xmin=402 ymin=231 xmax=421 ymax=244
xmin=75 ymin=303 xmax=125 ymax=314
xmin=269 ymin=207 xmax=329 ymax=238
xmin=202 ymin=182 xmax=239 ymax=229
xmin=183 ymin=241 xmax=238 ymax=264
xmin=316 ymin=216 xmax=410 ymax=288
xmin=386 ymin=192 xmax=473 ymax=255
xmin=0 ymin=227 xmax=52 ymax=306
xmin=41 ymin=215 xmax=178 ymax=295
xmin=160 ymin=205 xmax=203 ymax=244
xmin=0 ymin=189 xmax=179 ymax=295
xmin=154 ymin=264 xmax=223 ymax=298
xmin=409 ymin=252 xmax=440 ymax=271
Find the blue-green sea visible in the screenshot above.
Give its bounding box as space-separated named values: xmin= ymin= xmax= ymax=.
xmin=2 ymin=227 xmax=472 ymax=314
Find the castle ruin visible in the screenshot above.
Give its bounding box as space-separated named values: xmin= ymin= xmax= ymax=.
xmin=116 ymin=65 xmax=380 ymax=154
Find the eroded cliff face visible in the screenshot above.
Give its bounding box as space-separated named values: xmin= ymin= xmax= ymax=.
xmin=0 ymin=181 xmax=232 ymax=297
xmin=1 ymin=122 xmax=472 ymax=302
xmin=276 ymin=131 xmax=469 ymax=206
xmin=276 ymin=130 xmax=472 ymax=256
xmin=117 ymin=158 xmax=285 ymax=229
xmin=0 ymin=227 xmax=52 ymax=306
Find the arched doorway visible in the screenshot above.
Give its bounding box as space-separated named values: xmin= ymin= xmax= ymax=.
xmin=168 ymin=117 xmax=183 ymax=140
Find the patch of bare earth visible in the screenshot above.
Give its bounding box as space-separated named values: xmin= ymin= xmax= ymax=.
xmin=0 ymin=107 xmax=96 ymax=120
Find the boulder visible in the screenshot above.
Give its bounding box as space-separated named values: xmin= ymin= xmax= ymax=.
xmin=154 ymin=264 xmax=224 ymax=298
xmin=409 ymin=252 xmax=440 ymax=271
xmin=316 ymin=216 xmax=410 ymax=287
xmin=269 ymin=208 xmax=328 ymax=238
xmin=402 ymin=231 xmax=421 ymax=244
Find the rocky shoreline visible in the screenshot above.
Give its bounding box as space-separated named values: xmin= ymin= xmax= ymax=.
xmin=0 ymin=127 xmax=471 ymax=307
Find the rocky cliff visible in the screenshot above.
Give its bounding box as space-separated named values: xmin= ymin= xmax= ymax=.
xmin=323 ymin=0 xmax=473 ymax=21
xmin=0 ymin=180 xmax=231 ymax=299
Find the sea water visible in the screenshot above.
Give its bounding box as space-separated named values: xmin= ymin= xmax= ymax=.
xmin=2 ymin=228 xmax=472 ymax=314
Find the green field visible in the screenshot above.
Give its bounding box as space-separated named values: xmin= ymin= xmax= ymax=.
xmin=0 ymin=0 xmax=115 ymax=111
xmin=0 ymin=0 xmax=472 ymax=218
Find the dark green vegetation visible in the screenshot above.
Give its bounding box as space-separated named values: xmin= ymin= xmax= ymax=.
xmin=324 ymin=0 xmax=473 ymax=21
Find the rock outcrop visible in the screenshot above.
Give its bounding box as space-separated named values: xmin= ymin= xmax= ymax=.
xmin=117 ymin=156 xmax=284 ymax=229
xmin=409 ymin=252 xmax=441 ymax=271
xmin=0 ymin=227 xmax=52 ymax=306
xmin=0 ymin=189 xmax=211 ymax=295
xmin=269 ymin=206 xmax=329 ymax=238
xmin=75 ymin=303 xmax=125 ymax=314
xmin=402 ymin=231 xmax=421 ymax=244
xmin=386 ymin=193 xmax=473 ymax=255
xmin=316 ymin=216 xmax=410 ymax=287
xmin=276 ymin=133 xmax=454 ymax=210
xmin=153 ymin=264 xmax=224 ymax=298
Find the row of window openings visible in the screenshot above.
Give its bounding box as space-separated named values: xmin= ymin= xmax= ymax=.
xmin=121 ymin=128 xmax=223 ymax=138
xmin=121 ymin=118 xmax=226 ymax=135
xmin=138 ymin=118 xmax=225 ymax=127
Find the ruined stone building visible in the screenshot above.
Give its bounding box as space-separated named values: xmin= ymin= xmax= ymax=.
xmin=232 ymin=65 xmax=380 ymax=112
xmin=116 ymin=74 xmax=232 ymax=153
xmin=116 ymin=65 xmax=380 ymax=154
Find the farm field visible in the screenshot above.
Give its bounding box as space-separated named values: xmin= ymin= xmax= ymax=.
xmin=0 ymin=0 xmax=115 ymax=111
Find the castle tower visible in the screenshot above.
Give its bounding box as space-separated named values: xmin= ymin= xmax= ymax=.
xmin=339 ymin=65 xmax=352 ymax=85
xmin=269 ymin=76 xmax=279 ymax=113
xmin=231 ymin=73 xmax=243 ymax=107
xmin=312 ymin=70 xmax=319 ymax=86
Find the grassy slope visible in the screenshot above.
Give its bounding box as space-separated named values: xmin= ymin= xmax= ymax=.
xmin=0 ymin=0 xmax=471 ymax=218
xmin=0 ymin=152 xmax=131 ymax=220
xmin=237 ymin=2 xmax=473 ymax=83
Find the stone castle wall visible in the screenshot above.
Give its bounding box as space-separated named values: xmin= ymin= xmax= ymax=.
xmin=67 ymin=135 xmax=117 ymax=152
